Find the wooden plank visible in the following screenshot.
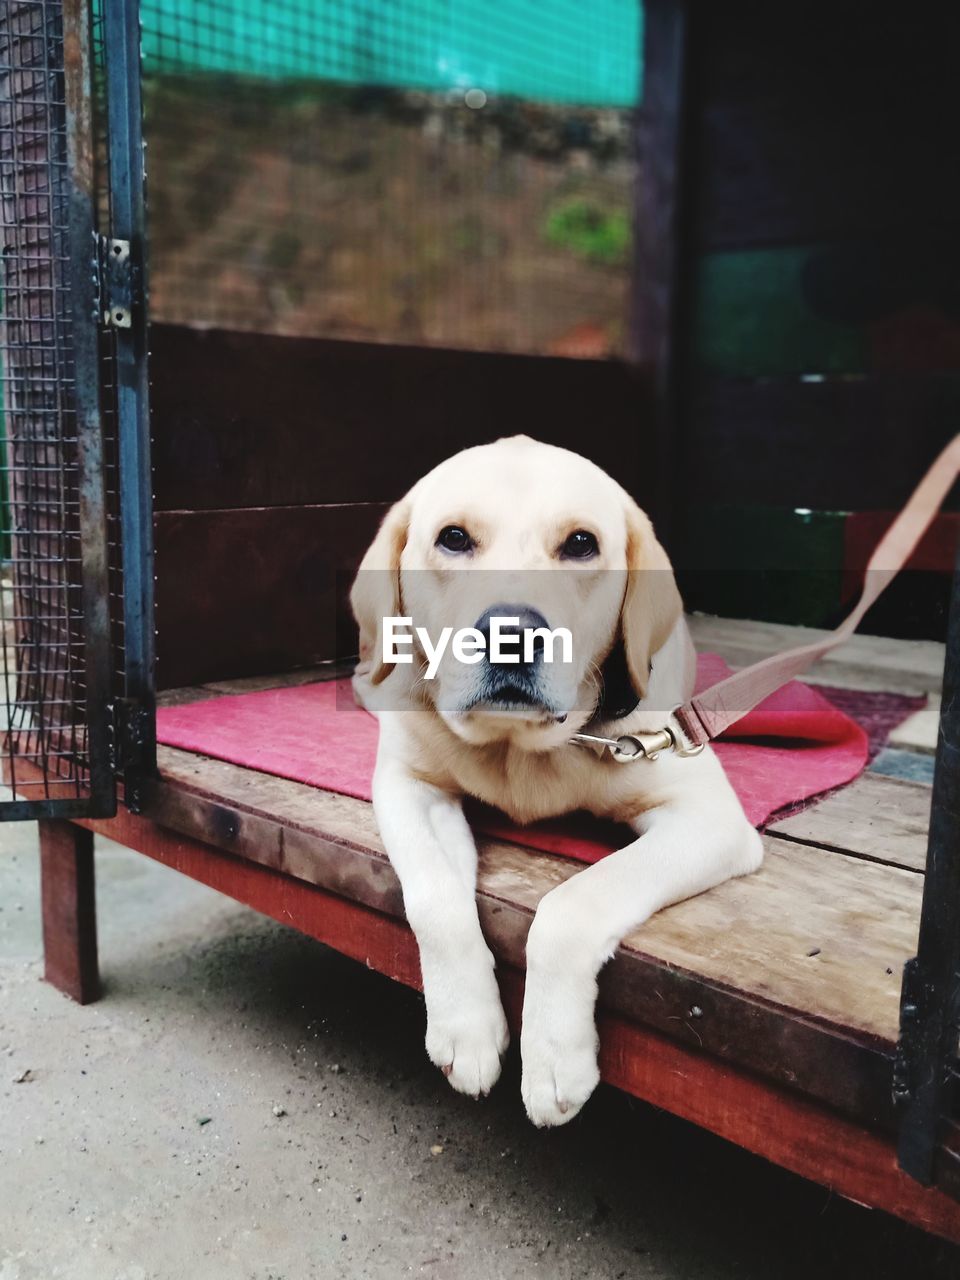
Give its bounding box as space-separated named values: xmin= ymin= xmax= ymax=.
xmin=154 ymin=504 xmax=385 ymax=689
xmin=117 ymin=744 xmax=916 ymax=1128
xmin=594 ymin=1012 xmax=960 ymax=1247
xmin=845 ymin=514 xmax=960 ymax=579
xmin=685 ymin=377 xmax=960 ymax=513
xmin=5 ymin=745 xmax=918 ymax=1126
xmin=38 ymin=819 xmax=99 ymax=1004
xmin=687 ymin=614 xmax=945 ymax=695
xmin=695 ymin=99 xmax=959 ymax=252
xmin=149 ymin=745 xmax=919 ymax=1049
xmin=149 ymin=324 xmax=658 ymax=514
xmin=888 ymin=695 xmax=941 ymax=754
xmin=691 ymin=5 xmax=960 ymax=250
xmin=769 ymin=773 xmax=931 ymax=873
xmin=201 ymin=661 xmax=352 ymax=694
xmin=156 ymin=666 xmax=349 ymax=708
xmin=155 ymin=684 xmax=225 ymax=708
xmin=63 ymin=800 xmax=960 ymax=1243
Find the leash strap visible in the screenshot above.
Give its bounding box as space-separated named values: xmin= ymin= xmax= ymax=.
xmin=670 ymin=434 xmax=960 ymax=749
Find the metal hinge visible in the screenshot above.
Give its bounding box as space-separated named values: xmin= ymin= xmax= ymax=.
xmin=115 ymin=696 xmax=153 ymax=812
xmin=93 ymin=234 xmax=134 ymax=330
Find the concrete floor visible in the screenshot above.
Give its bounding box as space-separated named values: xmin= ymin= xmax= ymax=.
xmin=1 ymin=823 xmax=958 ymax=1280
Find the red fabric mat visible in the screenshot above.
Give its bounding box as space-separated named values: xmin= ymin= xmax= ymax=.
xmin=157 ymin=654 xmax=920 ymax=864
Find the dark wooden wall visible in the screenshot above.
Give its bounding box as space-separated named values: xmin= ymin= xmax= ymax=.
xmin=673 ymin=1 xmax=960 ymax=635
xmin=151 ymin=326 xmax=657 ymax=688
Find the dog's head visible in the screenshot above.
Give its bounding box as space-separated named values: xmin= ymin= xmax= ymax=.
xmin=350 ymin=435 xmax=682 ymax=749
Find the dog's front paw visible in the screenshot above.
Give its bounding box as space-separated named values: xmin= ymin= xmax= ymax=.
xmin=520 ymin=970 xmax=600 ymax=1127
xmin=423 ymin=959 xmax=509 ymax=1098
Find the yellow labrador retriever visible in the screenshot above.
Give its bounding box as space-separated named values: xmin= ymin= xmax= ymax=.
xmin=351 ymin=435 xmax=761 ymax=1126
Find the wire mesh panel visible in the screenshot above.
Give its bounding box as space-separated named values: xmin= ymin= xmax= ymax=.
xmin=0 ymin=0 xmax=114 ymax=817
xmin=139 ymin=0 xmax=641 ymax=356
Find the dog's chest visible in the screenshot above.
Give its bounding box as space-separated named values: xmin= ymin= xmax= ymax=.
xmin=436 ymin=739 xmax=644 ymax=826
xmin=405 ymin=719 xmax=667 ymax=826
xmin=461 ymin=750 xmax=582 ymax=824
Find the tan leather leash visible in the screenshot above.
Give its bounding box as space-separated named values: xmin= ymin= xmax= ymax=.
xmin=572 ymin=434 xmax=960 ymax=763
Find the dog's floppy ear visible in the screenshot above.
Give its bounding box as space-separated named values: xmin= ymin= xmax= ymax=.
xmin=350 ymin=498 xmax=411 ymax=686
xmin=618 ymin=500 xmax=684 ymax=702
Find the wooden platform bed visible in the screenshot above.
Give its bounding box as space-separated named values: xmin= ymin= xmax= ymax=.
xmin=24 ymin=614 xmax=960 ymax=1244
xmin=5 ymin=0 xmax=960 ymax=1254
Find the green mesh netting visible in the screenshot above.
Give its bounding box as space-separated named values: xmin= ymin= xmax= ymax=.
xmin=141 ymin=0 xmax=642 ymax=107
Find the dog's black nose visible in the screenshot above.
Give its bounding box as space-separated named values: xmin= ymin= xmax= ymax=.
xmin=474 ymin=603 xmax=550 ymax=660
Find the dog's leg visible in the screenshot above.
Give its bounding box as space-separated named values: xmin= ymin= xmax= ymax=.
xmin=374 ymin=747 xmax=509 ymax=1098
xmin=520 ymin=753 xmax=763 ymax=1127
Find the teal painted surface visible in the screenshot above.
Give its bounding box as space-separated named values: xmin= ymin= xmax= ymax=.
xmin=694 ymin=247 xmax=867 ymax=377
xmin=141 ymin=0 xmax=643 ymax=106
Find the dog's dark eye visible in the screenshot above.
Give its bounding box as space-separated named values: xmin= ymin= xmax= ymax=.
xmin=560 ymin=529 xmax=599 ymax=560
xmin=436 ymin=525 xmax=474 ymax=554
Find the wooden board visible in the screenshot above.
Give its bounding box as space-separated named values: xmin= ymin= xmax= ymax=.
xmin=28 ymin=739 xmax=912 ymax=1123
xmin=149 ymin=324 xmax=657 ymax=514
xmin=153 ymin=744 xmax=920 ymax=1040
xmin=63 ymin=793 xmax=960 ymax=1244
xmin=155 ymin=665 xmax=350 ymax=707
xmin=154 ymin=504 xmax=385 ymax=688
xmin=687 ymin=614 xmax=945 ymax=695
xmin=844 ymin=514 xmax=960 ymax=579
xmin=38 ymin=820 xmax=99 ymax=1005
xmin=888 ymin=696 xmax=941 ymax=754
xmin=684 ymin=377 xmax=960 ymax=513
xmin=691 ymin=5 xmax=960 ymax=251
xmin=103 ymin=742 xmax=926 ymax=1128
xmin=201 ymin=662 xmax=352 ymax=694
xmin=769 ymin=773 xmax=932 ymax=873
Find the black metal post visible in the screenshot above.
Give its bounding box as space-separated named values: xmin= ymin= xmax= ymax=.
xmin=630 ymin=0 xmax=691 ymax=550
xmin=897 ymin=542 xmax=960 ymax=1184
xmin=103 ymin=0 xmax=155 ymax=808
xmin=65 ymin=0 xmax=115 ymax=816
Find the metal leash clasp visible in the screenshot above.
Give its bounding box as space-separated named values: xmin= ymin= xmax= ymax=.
xmin=571 ymin=718 xmax=705 ymax=763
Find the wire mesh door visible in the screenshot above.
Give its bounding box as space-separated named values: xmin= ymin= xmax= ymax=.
xmin=0 ymin=0 xmax=115 ymax=818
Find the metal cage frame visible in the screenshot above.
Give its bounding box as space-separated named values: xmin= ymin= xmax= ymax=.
xmin=0 ymin=0 xmax=152 ymax=817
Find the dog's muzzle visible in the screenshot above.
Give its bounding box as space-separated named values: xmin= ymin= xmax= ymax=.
xmin=467 ymin=602 xmax=558 ymax=715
